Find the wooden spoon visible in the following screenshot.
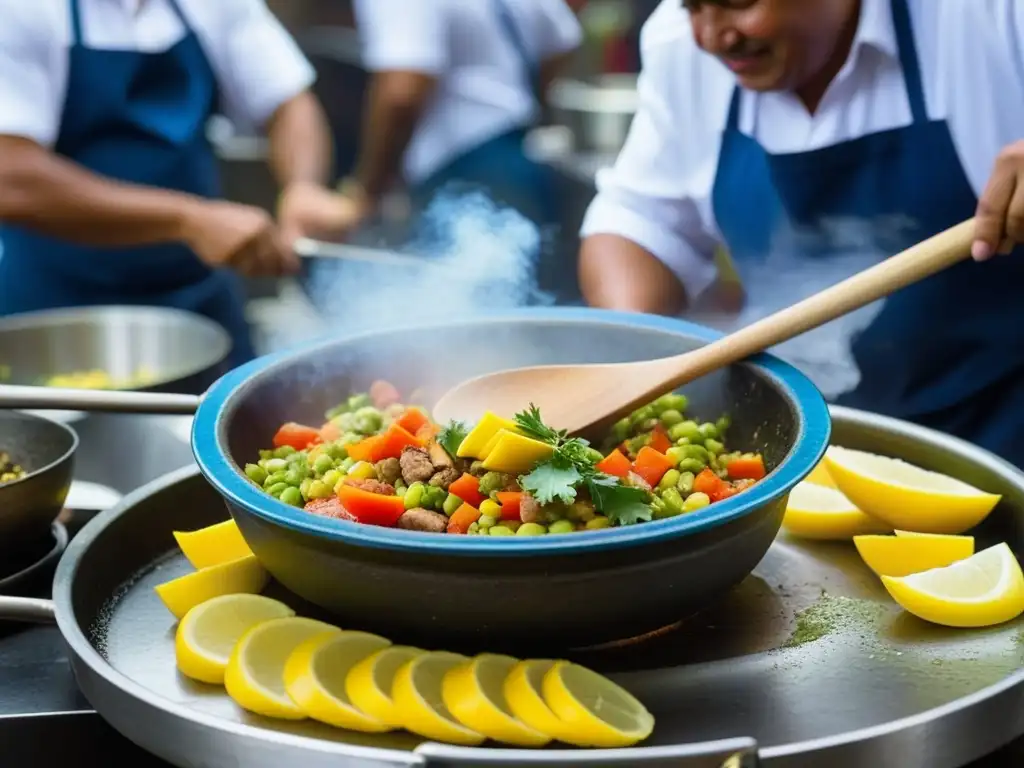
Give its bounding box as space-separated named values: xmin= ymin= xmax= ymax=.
xmin=432 ymin=219 xmax=977 ymax=441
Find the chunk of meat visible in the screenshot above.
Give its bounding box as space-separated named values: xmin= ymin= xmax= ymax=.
xmin=400 ymin=446 xmax=434 ymax=484
xmin=376 ymin=457 xmax=402 ymax=485
xmin=519 ymin=493 xmax=544 ymax=524
xmin=304 ymin=497 xmax=356 ymax=521
xmin=343 ymin=477 xmax=396 ymax=496
xmin=396 ymin=507 xmax=449 ymax=533
xmin=428 ymin=467 xmax=460 ymax=489
xmin=427 ymin=440 xmax=454 ymax=469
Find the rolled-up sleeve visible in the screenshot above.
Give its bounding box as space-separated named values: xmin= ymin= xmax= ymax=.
xmin=212 ymin=0 xmax=316 ymax=130
xmin=353 ymin=0 xmax=447 ymax=74
xmin=579 ymin=9 xmax=721 ymax=299
xmin=0 ymin=2 xmax=61 ymax=146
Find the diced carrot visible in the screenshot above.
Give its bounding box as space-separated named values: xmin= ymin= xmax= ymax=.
xmin=631 ymin=446 xmax=675 ymax=487
xmin=272 ymin=422 xmax=321 ymax=451
xmin=336 ymin=485 xmax=405 ymax=527
xmin=448 ymin=473 xmax=484 ymax=508
xmin=304 ymin=496 xmax=356 ymax=522
xmin=415 ymin=423 xmax=440 ymax=441
xmin=727 ymin=455 xmax=767 ymax=481
xmin=596 ymin=449 xmax=631 ymax=479
xmin=693 ymin=468 xmax=726 ymax=498
xmin=447 ymin=503 xmax=481 ymax=534
xmin=372 ymin=424 xmax=425 ymax=461
xmin=495 ymin=492 xmax=524 ymax=521
xmin=319 ymin=420 xmax=342 ymax=442
xmin=395 ymin=407 xmax=430 ymax=436
xmin=370 ymin=380 xmax=402 ymax=408
xmin=346 ymin=435 xmax=383 ymax=463
xmin=649 ymin=425 xmax=672 ymax=454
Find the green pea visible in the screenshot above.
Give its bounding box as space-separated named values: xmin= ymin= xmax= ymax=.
xmin=442 ymin=493 xmax=464 ymax=517
xmin=665 ymin=446 xmax=688 ymax=466
xmin=661 ymin=488 xmax=685 ymax=516
xmin=300 ymin=477 xmax=313 ymax=498
xmin=339 ymin=432 xmax=363 ymax=447
xmin=503 ymin=520 xmax=522 ymax=533
xmin=313 ymin=454 xmax=334 ymax=475
xmin=659 ymin=409 xmax=684 ymax=427
xmin=467 ymin=522 xmax=480 ymax=535
xmin=654 ymin=393 xmax=688 ymax=413
xmin=404 ymin=482 xmax=425 ymax=510
xmin=683 ymin=492 xmax=711 ymax=512
xmin=284 ymin=467 xmax=308 ymax=486
xmin=279 ymin=486 xmax=304 ymax=507
xmin=669 ymin=421 xmax=702 ymax=443
xmin=650 ymin=496 xmax=667 ymax=517
xmin=478 ymin=514 xmax=498 ymax=530
xmin=307 ymin=480 xmax=333 ymax=499
xmin=610 ymin=418 xmax=631 ymax=443
xmin=678 ymin=458 xmax=707 ymax=475
xmin=677 ymin=471 xmax=695 ymax=494
xmin=258 ymin=449 xmax=274 ymax=461
xmin=626 ymin=434 xmax=650 ymax=456
xmin=347 ymin=393 xmax=372 ymax=410
xmin=586 ymin=516 xmax=612 ymax=530
xmin=705 ymin=438 xmax=725 ymax=455
xmin=352 ymin=406 xmax=383 ymax=434
xmin=338 ymin=457 xmax=356 ymax=474
xmin=699 ymin=422 xmax=719 ymax=440
xmin=548 ymin=519 xmax=575 ymax=535
xmin=266 ymin=482 xmax=289 ymax=498
xmin=585 ymin=447 xmax=605 ymax=464
xmin=681 ymin=444 xmax=710 ymax=463
xmin=566 ymin=502 xmax=596 ymax=522
xmin=325 ymin=403 xmax=348 ymax=420
xmin=321 ymin=469 xmax=342 ymax=490
xmin=424 ymin=486 xmax=446 ymax=510
xmin=716 ymin=415 xmax=732 ymax=434
xmin=658 ymin=469 xmax=681 ymax=492
xmin=244 ymin=464 xmax=267 ymax=485
xmin=263 ymin=471 xmax=287 ymax=489
xmin=478 ymin=471 xmax=507 ymax=496
xmin=629 ymin=406 xmax=656 ymax=428
xmin=273 ymin=445 xmax=296 ymax=459
xmin=469 ymin=460 xmax=485 ymax=475
xmin=263 ymin=458 xmax=288 ymax=473
xmin=517 ymin=522 xmax=547 ymax=536
xmin=488 ymin=525 xmax=514 ymax=537
xmin=322 ymin=442 xmax=346 ymax=460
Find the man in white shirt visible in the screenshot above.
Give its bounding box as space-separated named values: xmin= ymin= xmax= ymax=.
xmin=578 ymin=0 xmax=1024 ymax=465
xmin=0 ymin=0 xmax=348 ymax=368
xmin=334 ymin=0 xmax=582 ymax=242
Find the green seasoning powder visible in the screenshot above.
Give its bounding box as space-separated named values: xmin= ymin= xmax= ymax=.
xmin=783 ymin=593 xmax=888 ymax=649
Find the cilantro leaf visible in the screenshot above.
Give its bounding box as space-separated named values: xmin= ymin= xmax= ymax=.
xmin=520 ymin=459 xmax=582 ymax=505
xmin=514 ymin=404 xmax=567 ymax=445
xmin=437 ymin=420 xmax=469 ymax=458
xmin=586 ymin=474 xmax=653 ymax=526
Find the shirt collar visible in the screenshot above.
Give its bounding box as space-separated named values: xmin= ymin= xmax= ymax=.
xmin=851 ymin=0 xmax=898 ymax=60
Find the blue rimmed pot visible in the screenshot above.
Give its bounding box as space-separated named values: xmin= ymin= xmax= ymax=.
xmin=192 ymin=309 xmax=830 ymax=650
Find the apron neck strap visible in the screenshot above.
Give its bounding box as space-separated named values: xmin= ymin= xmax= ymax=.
xmin=68 ymin=0 xmax=192 ymax=47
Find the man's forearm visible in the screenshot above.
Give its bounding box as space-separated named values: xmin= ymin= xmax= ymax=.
xmin=0 ymin=137 xmax=198 ymax=246
xmin=353 ymin=72 xmax=435 ymax=199
xmin=266 ymin=91 xmax=334 ymax=187
xmin=579 ymin=234 xmax=688 ymax=315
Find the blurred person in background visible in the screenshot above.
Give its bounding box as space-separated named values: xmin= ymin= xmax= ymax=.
xmin=578 ymin=0 xmax=1024 ymax=465
xmin=326 ymin=0 xmax=583 ymax=242
xmin=0 ymin=0 xmax=343 ymax=368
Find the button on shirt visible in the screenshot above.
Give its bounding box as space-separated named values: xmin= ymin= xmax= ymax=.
xmin=580 ymin=0 xmax=1024 ymax=300
xmin=352 ymin=0 xmax=582 ymax=184
xmin=0 ymin=0 xmax=316 ymax=145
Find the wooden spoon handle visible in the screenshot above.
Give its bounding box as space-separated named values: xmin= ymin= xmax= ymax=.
xmin=667 ymin=218 xmax=977 ymax=382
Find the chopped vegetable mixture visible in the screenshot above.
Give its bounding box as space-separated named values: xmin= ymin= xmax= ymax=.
xmin=0 ymin=450 xmax=26 ymax=485
xmin=244 ymin=383 xmax=768 ymax=536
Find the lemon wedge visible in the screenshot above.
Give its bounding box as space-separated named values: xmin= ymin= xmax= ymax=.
xmin=443 ymin=654 xmax=550 ymax=747
xmin=504 ymin=660 xmax=571 ymax=741
xmin=224 ymin=617 xmax=340 ymax=719
xmin=854 ymin=533 xmax=975 ymax=577
xmin=782 ymin=481 xmax=891 ymax=540
xmin=880 ymin=542 xmax=1024 ymax=627
xmin=824 ymin=446 xmax=1001 ymax=535
xmin=283 ymin=631 xmax=393 ymax=732
xmin=155 ymin=555 xmax=269 ymax=620
xmin=175 ymin=594 xmax=294 ymax=684
xmin=173 ymin=520 xmax=253 ymax=569
xmin=346 ymin=646 xmax=424 ymax=728
xmin=805 ymin=461 xmax=838 ymax=489
xmin=392 ymin=652 xmax=485 ymax=746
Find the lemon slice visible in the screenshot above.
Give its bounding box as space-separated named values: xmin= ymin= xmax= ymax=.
xmin=854 ymin=533 xmax=975 ymax=577
xmin=824 ymin=446 xmax=1001 ymax=535
xmin=155 ymin=555 xmax=269 ymax=620
xmin=224 ymin=617 xmax=340 ymax=719
xmin=782 ymin=481 xmax=891 ymax=540
xmin=347 ymin=646 xmax=423 ymax=728
xmin=504 ymin=660 xmax=570 ymax=741
xmin=174 ymin=520 xmax=253 ymax=569
xmin=443 ymin=654 xmax=550 ymax=747
xmin=175 ymin=594 xmax=294 ymax=684
xmin=880 ymin=542 xmax=1024 ymax=627
xmin=283 ymin=631 xmax=393 ymax=732
xmin=805 ymin=461 xmax=838 ymax=489
xmin=392 ymin=651 xmax=485 ymax=746
xmin=541 ymin=660 xmax=654 ymax=748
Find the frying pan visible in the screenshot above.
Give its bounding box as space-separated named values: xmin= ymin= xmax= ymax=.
xmin=0 ymin=407 xmax=1020 ymax=768
xmin=0 ymin=411 xmax=77 ymax=551
xmin=0 ymin=309 xmax=830 ymax=647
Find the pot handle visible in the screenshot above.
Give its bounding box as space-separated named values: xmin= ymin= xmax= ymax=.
xmin=416 ymin=736 xmax=758 ymax=767
xmin=0 ymin=596 xmax=57 ymax=623
xmin=0 ymin=384 xmax=200 ymax=415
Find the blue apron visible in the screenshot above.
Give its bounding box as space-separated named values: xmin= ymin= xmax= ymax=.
xmin=0 ymin=0 xmax=255 ymax=369
xmin=710 ymin=0 xmax=1024 ymax=466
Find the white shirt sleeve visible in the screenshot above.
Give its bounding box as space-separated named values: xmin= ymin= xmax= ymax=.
xmin=579 ymin=5 xmax=721 ymax=300
xmin=210 ymin=0 xmax=316 ymax=130
xmin=0 ymin=2 xmax=62 ymax=145
xmin=352 ymin=0 xmax=448 ymax=74
xmin=532 ymin=1 xmax=583 ymax=60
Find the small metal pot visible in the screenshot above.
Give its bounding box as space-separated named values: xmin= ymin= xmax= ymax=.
xmin=548 ymin=74 xmax=639 ymax=155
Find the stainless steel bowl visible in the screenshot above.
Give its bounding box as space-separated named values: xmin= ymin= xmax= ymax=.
xmin=548 ymin=74 xmax=639 ymax=154
xmin=0 ymin=306 xmax=231 ymax=395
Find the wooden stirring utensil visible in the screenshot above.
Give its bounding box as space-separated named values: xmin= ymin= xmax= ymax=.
xmin=432 ymin=219 xmax=977 ymax=440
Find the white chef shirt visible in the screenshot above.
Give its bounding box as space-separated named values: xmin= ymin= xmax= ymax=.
xmin=580 ymin=0 xmax=1024 ymax=300
xmin=0 ymin=0 xmax=316 ymax=145
xmin=352 ymin=0 xmax=582 ymax=184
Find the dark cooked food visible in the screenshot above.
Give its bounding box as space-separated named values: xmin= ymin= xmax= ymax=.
xmin=0 ymin=450 xmax=26 ymax=484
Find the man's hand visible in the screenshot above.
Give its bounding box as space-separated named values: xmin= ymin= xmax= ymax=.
xmin=180 ymin=200 xmax=298 ymax=277
xmin=972 ymin=140 xmax=1024 ymax=260
xmin=276 ymin=181 xmax=371 ymax=248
